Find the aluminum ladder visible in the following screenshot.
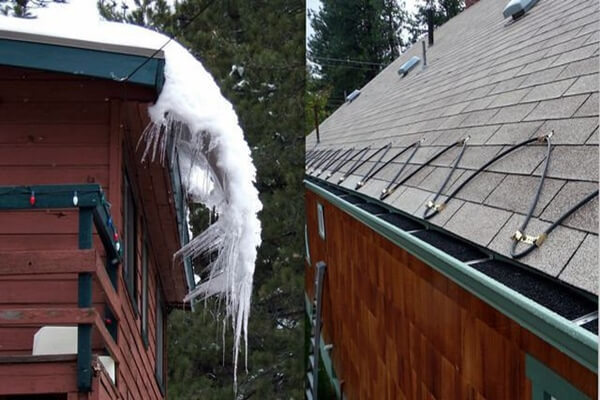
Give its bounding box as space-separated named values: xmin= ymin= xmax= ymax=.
xmin=306 ymin=261 xmax=327 ymax=400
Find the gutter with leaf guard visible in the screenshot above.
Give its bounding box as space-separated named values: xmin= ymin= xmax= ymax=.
xmin=305 ymin=179 xmax=598 ymax=373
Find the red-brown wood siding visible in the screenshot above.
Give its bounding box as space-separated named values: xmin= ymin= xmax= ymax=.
xmin=0 ymin=66 xmax=174 ymax=399
xmin=305 ymin=190 xmax=597 ymax=400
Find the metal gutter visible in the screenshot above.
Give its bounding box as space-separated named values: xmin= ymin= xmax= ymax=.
xmin=305 ymin=179 xmax=598 ymax=373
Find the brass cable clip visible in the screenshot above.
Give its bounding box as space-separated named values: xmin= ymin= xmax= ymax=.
xmin=425 ymin=200 xmax=446 ymax=212
xmin=511 ymin=230 xmax=547 ymax=247
xmin=537 ymin=129 xmax=554 ymax=143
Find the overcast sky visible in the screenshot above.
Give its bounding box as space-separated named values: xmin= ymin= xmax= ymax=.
xmin=306 ymin=0 xmax=420 ymax=49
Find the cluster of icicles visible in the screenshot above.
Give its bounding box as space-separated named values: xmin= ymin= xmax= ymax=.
xmin=141 ymin=41 xmax=262 ymax=386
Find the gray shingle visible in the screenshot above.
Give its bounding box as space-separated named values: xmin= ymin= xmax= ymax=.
xmin=464 ymin=125 xmax=502 ymax=144
xmin=545 ymin=35 xmax=592 ymax=58
xmin=574 ymin=92 xmax=599 ymax=117
xmin=360 ymin=178 xmax=396 ymax=199
xmin=403 ymin=165 xmax=435 ymax=187
xmin=448 ymin=171 xmax=506 ymax=203
xmin=586 ymin=128 xmax=598 ymax=144
xmin=520 ymin=66 xmax=566 ymax=88
xmin=489 ymin=76 xmax=528 ymax=95
xmin=460 ymin=109 xmax=500 ymax=127
xmin=444 ymin=202 xmax=512 ymax=247
xmin=539 ymin=117 xmax=599 ymax=144
xmin=389 ymin=186 xmax=431 ymax=214
xmin=557 ymin=56 xmax=599 ymax=79
xmin=484 ymin=175 xmax=565 ymax=216
xmin=559 ymin=234 xmax=599 ymax=295
xmin=489 ymin=103 xmax=537 ymax=124
xmin=524 ymin=94 xmax=589 ymax=120
xmin=564 ymin=73 xmax=599 ymax=95
xmin=520 ymin=78 xmax=576 ymax=103
xmin=462 ymin=97 xmax=496 ymax=113
xmin=487 ymin=88 xmax=531 ymax=108
xmin=441 ymin=102 xmax=471 ymax=117
xmin=435 ymin=145 xmax=503 ymax=170
xmin=417 ymin=167 xmax=465 ymax=193
xmin=540 ymin=181 xmax=599 ymax=233
xmin=485 ymin=121 xmax=543 ymax=145
xmin=487 ymin=145 xmax=548 ymax=175
xmin=430 ymin=128 xmax=468 ymax=146
xmin=488 ymin=214 xmax=586 ymax=277
xmin=553 ymin=44 xmax=599 ymax=67
xmin=436 ymin=114 xmax=469 ymax=130
xmin=422 ymin=194 xmax=465 ymax=227
xmin=516 ymin=56 xmax=560 ymax=77
xmin=468 ymin=84 xmax=496 ymax=99
xmin=535 ymin=145 xmax=598 ymax=181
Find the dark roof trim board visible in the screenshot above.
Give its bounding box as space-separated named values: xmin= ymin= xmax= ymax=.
xmin=0 ymin=35 xmax=165 ymax=91
xmin=305 ymin=178 xmax=598 ymax=373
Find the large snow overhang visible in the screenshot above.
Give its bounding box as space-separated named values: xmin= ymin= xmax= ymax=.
xmin=305 ymin=178 xmax=598 ymax=373
xmin=0 ymin=29 xmax=165 ymax=92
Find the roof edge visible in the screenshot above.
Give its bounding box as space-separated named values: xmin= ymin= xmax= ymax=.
xmin=0 ymin=28 xmax=165 ymax=58
xmin=0 ymin=37 xmax=165 ymax=92
xmin=305 ymin=179 xmax=598 ymax=373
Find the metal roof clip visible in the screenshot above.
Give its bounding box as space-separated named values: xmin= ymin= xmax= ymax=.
xmin=512 ymin=230 xmax=546 ymax=247
xmin=425 ymin=200 xmax=445 ymax=212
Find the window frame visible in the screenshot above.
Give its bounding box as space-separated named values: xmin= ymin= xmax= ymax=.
xmin=304 ymin=223 xmax=311 ymax=264
xmin=317 ymin=202 xmax=326 ymax=239
xmin=526 ymin=354 xmax=590 ymax=400
xmin=123 ymin=172 xmax=138 ymax=316
xmin=141 ymin=235 xmax=149 ymax=348
xmin=155 ymin=284 xmax=166 ymax=394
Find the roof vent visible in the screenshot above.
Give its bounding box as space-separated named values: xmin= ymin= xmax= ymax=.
xmin=397 ymin=56 xmax=420 ymax=76
xmin=503 ymin=0 xmax=539 ymax=19
xmin=346 ymin=89 xmax=361 ymax=102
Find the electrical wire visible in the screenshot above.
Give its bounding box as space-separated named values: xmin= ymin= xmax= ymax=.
xmin=317 ymin=148 xmax=354 ymax=178
xmin=380 ymin=139 xmax=466 ymax=201
xmin=338 ymin=145 xmax=371 ymax=184
xmin=423 ymin=136 xmax=469 ymax=219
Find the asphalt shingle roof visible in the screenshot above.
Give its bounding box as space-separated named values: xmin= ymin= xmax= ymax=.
xmin=306 ymin=0 xmax=599 ymax=295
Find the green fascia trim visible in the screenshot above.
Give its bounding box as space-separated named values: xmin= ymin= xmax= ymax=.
xmin=0 ymin=38 xmax=164 ymax=91
xmin=526 ymin=354 xmax=591 ymax=399
xmin=305 ymin=293 xmax=342 ymax=399
xmin=305 ymin=180 xmax=598 ymax=373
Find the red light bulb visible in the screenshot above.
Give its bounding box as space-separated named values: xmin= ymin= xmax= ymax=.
xmin=29 ymin=191 xmax=35 ymax=206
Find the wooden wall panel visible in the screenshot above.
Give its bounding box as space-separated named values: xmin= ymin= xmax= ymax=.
xmin=0 ymin=67 xmax=166 ymax=399
xmin=305 ymin=190 xmax=597 ymax=400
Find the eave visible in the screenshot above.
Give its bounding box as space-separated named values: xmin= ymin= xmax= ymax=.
xmin=0 ymin=32 xmax=165 ymax=92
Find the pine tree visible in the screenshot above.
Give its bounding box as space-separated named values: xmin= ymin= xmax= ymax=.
xmin=0 ymin=0 xmax=65 ymax=17
xmin=101 ymin=0 xmax=305 ymax=398
xmin=407 ymin=0 xmax=465 ymax=44
xmin=308 ymin=0 xmax=407 ymax=113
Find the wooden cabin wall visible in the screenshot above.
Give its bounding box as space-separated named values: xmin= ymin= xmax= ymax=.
xmin=305 ymin=190 xmax=597 ymax=400
xmin=0 ymin=66 xmax=167 ymax=399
